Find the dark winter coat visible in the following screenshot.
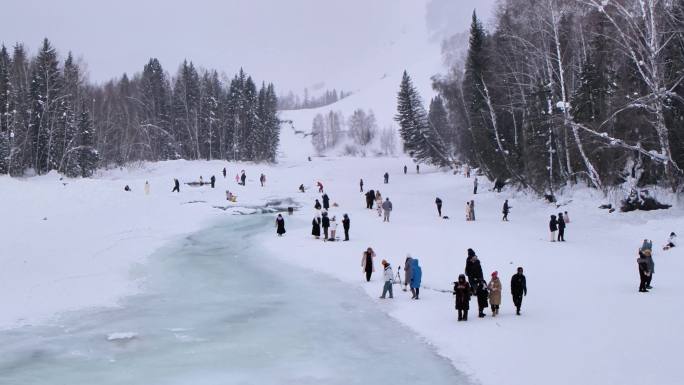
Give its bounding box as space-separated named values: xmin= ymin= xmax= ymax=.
xmin=637 ymin=253 xmax=651 ymax=275
xmin=511 ymin=273 xmax=527 ymax=296
xmin=342 ymin=216 xmax=350 ymax=230
xmin=404 ymin=257 xmax=413 ymax=284
xmin=549 ymin=218 xmax=558 ymax=232
xmin=314 ymin=200 xmax=322 ymax=210
xmin=476 ymin=281 xmax=489 ymax=309
xmin=503 ymin=201 xmax=509 ymax=214
xmin=322 ymin=215 xmax=330 ymax=229
xmin=436 ymin=198 xmax=442 ymax=207
xmin=312 ymin=217 xmax=321 ymax=236
xmin=465 ymin=256 xmax=484 ymax=281
xmin=322 ymin=194 xmax=330 ymax=209
xmin=558 ymin=215 xmax=566 ymax=230
xmin=410 ymin=259 xmax=422 ymax=289
xmin=241 ymin=173 xmax=246 ymax=184
xmin=276 ymin=217 xmax=286 ymax=235
xmin=453 ymin=281 xmax=471 ymax=310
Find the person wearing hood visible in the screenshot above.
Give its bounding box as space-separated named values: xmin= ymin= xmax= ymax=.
xmin=275 ymin=214 xmax=286 ymax=236
xmin=435 ymin=197 xmax=443 ymax=217
xmin=314 ymin=199 xmax=322 ymax=210
xmin=410 ymin=258 xmax=422 ymax=299
xmin=361 ymin=247 xmax=376 ymax=282
xmin=549 ymin=215 xmax=558 ymax=242
xmin=465 ymin=249 xmax=484 ymax=293
xmin=488 ymin=271 xmax=502 ymax=316
xmin=511 ymin=267 xmax=527 ymax=315
xmin=322 ymin=193 xmax=330 ymax=210
xmin=380 ymin=260 xmax=394 ymax=299
xmin=640 ymin=239 xmax=654 ymax=289
xmin=476 ymin=279 xmax=489 ymax=318
xmin=557 ymin=212 xmax=566 ymax=241
xmin=384 ymin=172 xmax=389 ymax=184
xmin=321 ymin=211 xmax=331 ymax=241
xmin=240 ymin=171 xmax=246 ymax=186
xmin=502 ymin=200 xmax=510 ymax=221
xmin=637 ymin=248 xmax=651 ymax=293
xmin=210 ymin=175 xmax=216 ymax=188
xmin=382 ymin=198 xmax=393 ymax=222
xmin=367 ymin=189 xmax=376 ymax=209
xmin=403 ymin=255 xmax=413 ymax=292
xmin=360 ymin=178 xmax=364 ymax=192
xmin=342 ymin=214 xmax=350 ymax=241
xmin=453 ymin=274 xmax=471 ymax=321
xmin=311 ymin=215 xmax=321 ymax=239
xmin=330 ymin=215 xmax=338 ymax=241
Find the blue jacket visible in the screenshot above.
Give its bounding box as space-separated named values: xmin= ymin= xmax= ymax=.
xmin=410 ymin=259 xmax=422 ymax=288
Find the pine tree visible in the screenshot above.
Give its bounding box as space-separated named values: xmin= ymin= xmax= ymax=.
xmin=77 ymin=107 xmax=98 ymax=177
xmin=0 ymin=45 xmax=10 ymax=173
xmin=395 ymin=70 xmax=450 ymax=167
xmin=172 ymin=60 xmax=201 ymax=159
xmin=140 ymin=58 xmax=175 ymax=160
xmin=59 ymin=52 xmax=80 ymax=175
xmin=428 ymin=96 xmax=452 ymax=154
xmin=265 ymin=83 xmax=280 ymax=162
xmin=8 ymin=44 xmax=31 ymax=175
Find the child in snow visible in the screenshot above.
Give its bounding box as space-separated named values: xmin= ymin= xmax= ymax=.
xmin=564 ymin=211 xmax=570 ymax=223
xmin=361 ymin=248 xmax=376 ymax=282
xmin=488 ymin=271 xmax=502 ymax=316
xmin=317 ymin=181 xmax=324 ymax=193
xmin=664 ymin=232 xmax=677 ymax=250
xmin=380 ymin=260 xmax=394 ymax=299
xmin=453 ymin=274 xmax=471 ymax=321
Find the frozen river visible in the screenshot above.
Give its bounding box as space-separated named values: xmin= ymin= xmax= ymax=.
xmin=0 ymin=217 xmax=469 ymax=385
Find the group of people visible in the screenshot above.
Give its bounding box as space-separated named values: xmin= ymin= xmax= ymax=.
xmin=311 ymin=210 xmax=351 ymax=242
xmin=362 ymin=250 xmax=422 ymax=300
xmin=364 ymin=188 xmax=393 ymax=222
xmin=549 ymin=211 xmax=569 ymax=242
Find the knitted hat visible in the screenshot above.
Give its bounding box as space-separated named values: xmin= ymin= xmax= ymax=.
xmin=491 ymin=271 xmax=498 ymax=277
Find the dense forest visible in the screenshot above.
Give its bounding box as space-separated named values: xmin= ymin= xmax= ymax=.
xmin=0 ymin=39 xmax=280 ymax=177
xmin=399 ymin=0 xmax=684 ymax=195
xmin=278 ymin=88 xmax=351 ymax=110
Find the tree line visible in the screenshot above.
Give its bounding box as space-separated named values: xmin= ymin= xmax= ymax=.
xmin=279 ymin=88 xmax=351 ymax=110
xmin=399 ymin=0 xmax=684 ymax=195
xmin=312 ymin=108 xmax=397 ymax=156
xmin=0 ymin=38 xmax=281 ymax=177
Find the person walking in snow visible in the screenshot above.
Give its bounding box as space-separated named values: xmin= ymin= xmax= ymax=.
xmin=476 ymin=279 xmax=489 ymax=318
xmin=403 ymin=254 xmax=413 ymax=292
xmin=557 ymin=212 xmax=566 ymax=241
xmin=549 ymin=215 xmax=558 ymax=242
xmin=637 ymin=249 xmax=651 ymax=292
xmin=317 ymin=181 xmax=324 ymax=193
xmin=664 ymin=232 xmax=677 ymax=250
xmin=640 ymin=239 xmax=654 ymax=289
xmin=502 ymin=200 xmax=510 ymax=221
xmin=376 ymin=191 xmax=383 ymax=217
xmin=240 ymin=170 xmax=246 ymax=186
xmin=299 ymin=184 xmax=305 ymax=193
xmin=172 ymin=178 xmax=180 ymax=193
xmin=409 ymin=258 xmax=422 ymax=299
xmin=384 ymin=172 xmax=389 ymax=184
xmin=311 ymin=215 xmax=321 ymax=239
xmin=416 ymin=164 xmax=420 ymax=174
xmin=222 ymin=167 xmax=226 ymax=178
xmin=342 ymin=214 xmax=350 ymax=241
xmin=321 ymin=211 xmax=330 ymax=241
xmin=465 ymin=201 xmax=471 ymax=221
xmin=360 ymin=178 xmax=364 ymax=192
xmin=314 ymin=199 xmax=322 ymax=210
xmin=380 ymin=260 xmax=394 ymax=299
xmin=511 ymin=267 xmax=527 ymax=315
xmin=453 ymin=274 xmax=471 ymax=321
xmin=382 ymin=198 xmax=393 ymax=222
xmin=436 ymin=197 xmax=443 ymax=217
xmin=470 ymin=200 xmax=476 ymax=221
xmin=260 ymin=173 xmax=266 ymax=187
xmin=404 ymin=165 xmax=407 ymax=174
xmin=210 ymin=175 xmax=216 ymax=188
xmin=488 ymin=271 xmax=502 ymax=316
xmin=330 ymin=215 xmax=338 ymax=241
xmin=367 ymin=189 xmax=375 ymax=209
xmin=322 ymin=193 xmax=330 ymax=210
xmin=361 ymin=247 xmax=376 ymax=282
xmin=465 ymin=248 xmax=484 ymax=293
xmin=144 ymin=181 xmax=150 ymax=195
xmin=473 ymin=177 xmax=478 ymax=194
xmin=275 ymin=214 xmax=286 ymax=236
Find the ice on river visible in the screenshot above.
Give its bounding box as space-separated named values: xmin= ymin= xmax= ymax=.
xmin=0 ymin=217 xmax=470 ymax=385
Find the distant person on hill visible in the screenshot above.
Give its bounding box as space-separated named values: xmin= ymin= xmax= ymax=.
xmin=416 ymin=164 xmax=420 ymax=174
xmin=299 ymin=184 xmax=305 ymax=193
xmin=637 ymin=248 xmax=651 ymax=292
xmin=172 ymin=178 xmax=180 ymax=193
xmin=435 ymin=197 xmax=443 ymax=217
xmin=465 ymin=248 xmax=484 ymax=293
xmin=380 ymin=260 xmax=394 ymax=299
xmin=240 ymin=170 xmax=246 ymax=186
xmin=502 ymin=200 xmax=510 ymax=221
xmin=403 ymin=254 xmax=413 ymax=292
xmin=322 ymin=193 xmax=330 ymax=210
xmin=275 ymin=214 xmax=286 ymax=236
xmin=222 ymin=167 xmax=226 ymax=178
xmin=210 ymin=175 xmax=216 ymax=188
xmin=311 ymin=215 xmax=321 ymax=239
xmin=317 ymin=181 xmax=324 ymax=193
xmin=384 ymin=172 xmax=389 ymax=184
xmin=404 ymin=165 xmax=407 ymax=174
xmin=382 ymin=198 xmax=393 ymax=222
xmin=464 ymin=164 xmax=471 ymax=178
xmin=488 ymin=271 xmax=502 ymax=316
xmin=476 ymin=279 xmax=489 ymax=318
xmin=453 ymin=274 xmax=471 ymax=321
xmin=473 ymin=177 xmax=478 ymax=194
xmin=260 ymin=173 xmax=266 ymax=187
xmin=360 ymin=178 xmax=364 ymax=192
xmin=557 ymin=212 xmax=566 ymax=241
xmin=664 ymin=232 xmax=677 ymax=250
xmin=342 ymin=214 xmax=351 ymax=241
xmin=511 ymin=267 xmax=527 ymax=315
xmin=314 ymin=199 xmax=322 ymax=210
xmin=549 ymin=215 xmax=558 ymax=242
xmin=409 ymin=258 xmax=422 ymax=299
xmin=321 ymin=211 xmax=331 ymax=241
xmin=144 ymin=181 xmax=150 ymax=195
xmin=361 ymin=247 xmax=376 ymax=281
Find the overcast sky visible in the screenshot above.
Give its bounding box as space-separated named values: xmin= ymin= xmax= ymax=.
xmin=0 ymin=0 xmax=496 ymax=94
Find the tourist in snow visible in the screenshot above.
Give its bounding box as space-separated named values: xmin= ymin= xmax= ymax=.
xmin=476 ymin=279 xmax=489 ymax=318
xmin=564 ymin=211 xmax=570 ymax=223
xmin=275 ymin=214 xmax=286 ymax=236
xmin=299 ymin=184 xmax=305 ymax=193
xmin=637 ymin=249 xmax=651 ymax=292
xmin=488 ymin=271 xmax=502 ymax=316
xmin=380 ymin=260 xmax=394 ymax=299
xmin=403 ymin=254 xmax=413 ymax=292
xmin=436 ymin=197 xmax=443 ymax=217
xmin=360 ymin=178 xmax=364 ymax=192
xmin=367 ymin=189 xmax=375 ymax=209
xmin=342 ymin=214 xmax=350 ymax=241
xmin=410 ymin=258 xmax=422 ymax=299
xmin=464 ymin=164 xmax=471 ymax=178
xmin=473 ymin=177 xmax=478 ymax=194
xmin=641 ymin=239 xmax=654 ymax=289
xmin=361 ymin=247 xmax=376 ymax=282
xmin=199 ymin=176 xmax=204 ymax=186
xmin=404 ymin=165 xmax=407 ymax=174
xmin=321 ymin=211 xmax=331 ymax=241
xmin=465 ymin=249 xmax=484 ymax=293
xmin=240 ymin=171 xmax=246 ymax=186
xmin=382 ymin=198 xmax=393 ymax=222
xmin=664 ymin=232 xmax=677 ymax=250
xmin=210 ymin=175 xmax=216 ymax=188
xmin=557 ymin=212 xmax=566 ymax=241
xmin=144 ymin=181 xmax=150 ymax=195
xmin=384 ymin=172 xmax=389 ymax=184
xmin=172 ymin=178 xmax=180 ymax=193
xmin=222 ymin=167 xmax=226 ymax=178
xmin=502 ymin=200 xmax=510 ymax=221
xmin=124 ymin=185 xmax=131 ymax=192
xmin=376 ymin=191 xmax=383 ymax=217
xmin=453 ymin=274 xmax=471 ymax=321
xmin=465 ymin=201 xmax=471 ymax=221
xmin=322 ymin=193 xmax=330 ymax=210
xmin=416 ymin=164 xmax=420 ymax=174
xmin=260 ymin=173 xmax=266 ymax=187
xmin=470 ymin=200 xmax=476 ymax=220
xmin=314 ymin=199 xmax=322 ymax=210
xmin=317 ymin=181 xmax=324 ymax=193
xmin=549 ymin=215 xmax=558 ymax=242
xmin=311 ymin=215 xmax=321 ymax=239
xmin=511 ymin=267 xmax=527 ymax=315
xmin=330 ymin=215 xmax=338 ymax=241
xmin=235 ymin=173 xmax=240 ymax=184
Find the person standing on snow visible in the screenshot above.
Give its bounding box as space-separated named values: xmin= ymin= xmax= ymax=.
xmin=640 ymin=239 xmax=654 ymax=289
xmin=410 ymin=258 xmax=422 ymax=299
xmin=275 ymin=214 xmax=286 ymax=236
xmin=465 ymin=248 xmax=484 ymax=293
xmin=360 ymin=178 xmax=364 ymax=192
xmin=403 ymin=254 xmax=413 ymax=292
xmin=172 ymin=178 xmax=180 ymax=193
xmin=453 ymin=274 xmax=471 ymax=321
xmin=380 ymin=260 xmax=394 ymax=299
xmin=473 ymin=177 xmax=478 ymax=194
xmin=210 ymin=175 xmax=216 ymax=188
xmin=436 ymin=197 xmax=443 ymax=217
xmin=488 ymin=271 xmax=502 ymax=316
xmin=404 ymin=165 xmax=407 ymax=174
xmin=502 ymin=200 xmax=510 ymax=221
xmin=361 ymin=247 xmax=376 ymax=282
xmin=314 ymin=199 xmax=322 ymax=210
xmin=322 ymin=193 xmax=330 ymax=210
xmin=317 ymin=181 xmax=324 ymax=193
xmin=637 ymin=249 xmax=651 ymax=292
xmin=321 ymin=211 xmax=331 ymax=241
xmin=367 ymin=189 xmax=376 ymax=209
xmin=260 ymin=173 xmax=266 ymax=187
xmin=557 ymin=212 xmax=566 ymax=241
xmin=240 ymin=170 xmax=247 ymax=186
xmin=382 ymin=198 xmax=393 ymax=222
xmin=549 ymin=215 xmax=558 ymax=242
xmin=144 ymin=181 xmax=150 ymax=195
xmin=384 ymin=172 xmax=389 ymax=184
xmin=342 ymin=214 xmax=350 ymax=241
xmin=330 ymin=215 xmax=338 ymax=241
xmin=199 ymin=176 xmax=204 ymax=186
xmin=511 ymin=267 xmax=527 ymax=315
xmin=376 ymin=191 xmax=383 ymax=217
xmin=416 ymin=164 xmax=420 ymax=174
xmin=476 ymin=279 xmax=489 ymax=318
xmin=222 ymin=167 xmax=226 ymax=178
xmin=564 ymin=211 xmax=570 ymax=224
xmin=470 ymin=200 xmax=476 ymax=220
xmin=311 ymin=215 xmax=321 ymax=239
xmin=465 ymin=201 xmax=471 ymax=221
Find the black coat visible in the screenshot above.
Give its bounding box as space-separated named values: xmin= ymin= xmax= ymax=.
xmin=311 ymin=218 xmax=321 ymax=236
xmin=342 ymin=217 xmax=350 ymax=230
xmin=454 ymin=282 xmax=471 ymax=310
xmin=435 ymin=198 xmax=442 ymax=206
xmin=511 ymin=273 xmax=527 ymax=296
xmin=465 ymin=257 xmax=484 ymax=280
xmin=322 ymin=215 xmax=330 ymax=228
xmin=322 ymin=194 xmax=330 ymax=209
xmin=476 ymin=282 xmax=489 ymax=308
xmin=314 ymin=200 xmax=322 ymax=210
xmin=549 ymin=218 xmax=558 ymax=231
xmin=276 ymin=217 xmax=286 ymax=235
xmin=558 ymin=216 xmax=566 ymax=230
xmin=503 ymin=202 xmax=509 ymax=214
